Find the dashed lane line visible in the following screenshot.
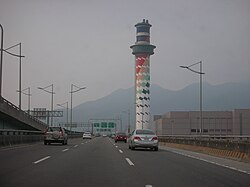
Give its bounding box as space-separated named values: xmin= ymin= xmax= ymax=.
xmin=74 ymin=145 xmax=78 ymax=148
xmin=62 ymin=148 xmax=69 ymax=152
xmin=119 ymin=149 xmax=123 ymax=153
xmin=33 ymin=156 xmax=51 ymax=164
xmin=125 ymin=158 xmax=134 ymax=166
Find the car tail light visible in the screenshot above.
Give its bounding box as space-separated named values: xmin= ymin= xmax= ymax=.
xmin=133 ymin=136 xmax=141 ymax=141
xmin=151 ymin=136 xmax=158 ymax=141
xmin=60 ymin=128 xmax=64 ymax=136
xmin=44 ymin=128 xmax=48 ymax=134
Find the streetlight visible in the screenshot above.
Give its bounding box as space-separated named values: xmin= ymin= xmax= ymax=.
xmin=70 ymin=84 xmax=86 ymax=131
xmin=38 ymin=84 xmax=55 ymax=126
xmin=0 ymin=24 xmax=3 ymax=98
xmin=57 ymin=102 xmax=69 ymax=129
xmin=180 ymin=61 xmax=205 ymax=134
xmin=1 ymin=41 xmax=25 ymax=109
xmin=18 ymin=87 xmax=31 ymax=114
xmin=122 ymin=109 xmax=131 ymax=133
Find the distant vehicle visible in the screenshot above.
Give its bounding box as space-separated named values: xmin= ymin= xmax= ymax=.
xmin=83 ymin=132 xmax=92 ymax=139
xmin=102 ymin=134 xmax=107 ymax=137
xmin=111 ymin=133 xmax=116 ymax=139
xmin=128 ymin=129 xmax=158 ymax=151
xmin=95 ymin=133 xmax=101 ymax=137
xmin=115 ymin=132 xmax=127 ymax=143
xmin=44 ymin=127 xmax=68 ymax=145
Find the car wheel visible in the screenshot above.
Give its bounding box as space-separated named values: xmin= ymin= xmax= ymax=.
xmin=128 ymin=144 xmax=131 ymax=149
xmin=124 ymin=140 xmax=127 ymax=143
xmin=44 ymin=141 xmax=47 ymax=145
xmin=154 ymin=147 xmax=158 ymax=151
xmin=65 ymin=140 xmax=68 ymax=145
xmin=131 ymin=146 xmax=135 ymax=150
xmin=115 ymin=140 xmax=117 ymax=143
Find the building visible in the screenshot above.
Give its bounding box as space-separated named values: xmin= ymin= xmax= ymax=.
xmin=130 ymin=19 xmax=156 ymax=130
xmin=154 ymin=109 xmax=250 ymax=135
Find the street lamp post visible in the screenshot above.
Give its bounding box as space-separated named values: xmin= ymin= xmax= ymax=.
xmin=70 ymin=84 xmax=86 ymax=132
xmin=1 ymin=42 xmax=25 ymax=109
xmin=0 ymin=24 xmax=3 ymax=98
xmin=38 ymin=84 xmax=55 ymax=126
xmin=122 ymin=109 xmax=131 ymax=133
xmin=57 ymin=102 xmax=69 ymax=129
xmin=180 ymin=61 xmax=205 ymax=135
xmin=19 ymin=87 xmax=31 ymax=114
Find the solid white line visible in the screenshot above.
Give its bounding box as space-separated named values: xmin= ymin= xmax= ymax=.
xmin=119 ymin=149 xmax=123 ymax=153
xmin=168 ymin=149 xmax=250 ymax=175
xmin=125 ymin=158 xmax=134 ymax=166
xmin=74 ymin=145 xmax=78 ymax=148
xmin=33 ymin=156 xmax=51 ymax=164
xmin=62 ymin=148 xmax=69 ymax=152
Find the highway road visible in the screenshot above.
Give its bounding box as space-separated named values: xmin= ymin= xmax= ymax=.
xmin=0 ymin=137 xmax=249 ymax=187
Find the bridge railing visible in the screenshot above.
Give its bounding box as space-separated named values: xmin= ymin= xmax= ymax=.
xmin=0 ymin=97 xmax=46 ymax=128
xmin=158 ymin=135 xmax=250 ymax=142
xmin=158 ymin=135 xmax=250 ymax=155
xmin=0 ymin=129 xmax=83 ymax=147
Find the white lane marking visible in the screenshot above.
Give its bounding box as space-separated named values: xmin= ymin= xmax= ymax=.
xmin=81 ymin=142 xmax=84 ymax=145
xmin=62 ymin=148 xmax=69 ymax=152
xmin=125 ymin=158 xmax=134 ymax=166
xmin=168 ymin=149 xmax=250 ymax=175
xmin=74 ymin=145 xmax=78 ymax=148
xmin=145 ymin=185 xmax=153 ymax=187
xmin=115 ymin=146 xmax=118 ymax=148
xmin=119 ymin=149 xmax=123 ymax=153
xmin=33 ymin=156 xmax=51 ymax=164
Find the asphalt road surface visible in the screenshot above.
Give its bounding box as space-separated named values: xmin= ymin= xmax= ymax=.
xmin=0 ymin=137 xmax=249 ymax=187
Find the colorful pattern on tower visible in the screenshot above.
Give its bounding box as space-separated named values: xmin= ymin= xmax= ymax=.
xmin=130 ymin=19 xmax=155 ymax=130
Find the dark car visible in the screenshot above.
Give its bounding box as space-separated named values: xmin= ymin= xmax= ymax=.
xmin=115 ymin=132 xmax=127 ymax=143
xmin=44 ymin=127 xmax=68 ymax=145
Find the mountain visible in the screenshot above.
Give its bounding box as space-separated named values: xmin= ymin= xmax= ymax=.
xmin=56 ymin=81 xmax=250 ymax=130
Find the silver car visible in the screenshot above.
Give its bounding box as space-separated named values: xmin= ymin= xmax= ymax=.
xmin=128 ymin=129 xmax=158 ymax=151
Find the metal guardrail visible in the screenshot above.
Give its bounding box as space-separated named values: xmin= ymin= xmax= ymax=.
xmin=158 ymin=135 xmax=250 ymax=142
xmin=0 ymin=129 xmax=83 ymax=147
xmin=158 ymin=135 xmax=250 ymax=155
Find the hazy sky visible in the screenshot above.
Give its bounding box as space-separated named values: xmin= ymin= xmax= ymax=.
xmin=0 ymin=0 xmax=249 ymax=111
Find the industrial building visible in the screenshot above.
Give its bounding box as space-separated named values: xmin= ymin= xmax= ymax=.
xmin=154 ymin=109 xmax=250 ymax=135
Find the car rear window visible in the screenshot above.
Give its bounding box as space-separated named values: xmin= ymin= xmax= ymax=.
xmin=117 ymin=133 xmax=126 ymax=136
xmin=136 ymin=130 xmax=154 ymax=135
xmin=48 ymin=127 xmax=61 ymax=132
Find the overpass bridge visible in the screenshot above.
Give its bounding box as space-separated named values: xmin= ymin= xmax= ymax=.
xmin=0 ymin=97 xmax=47 ymax=131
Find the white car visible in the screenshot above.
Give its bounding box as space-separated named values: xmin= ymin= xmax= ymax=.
xmin=82 ymin=132 xmax=92 ymax=139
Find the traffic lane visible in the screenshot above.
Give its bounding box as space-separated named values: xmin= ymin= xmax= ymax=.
xmin=112 ymin=141 xmax=250 ymax=186
xmin=0 ymin=137 xmax=144 ymax=187
xmin=0 ymin=138 xmax=86 ymax=179
xmin=160 ymin=145 xmax=250 ymax=174
xmin=113 ymin=139 xmax=250 ymax=187
xmin=0 ymin=137 xmax=94 ymax=186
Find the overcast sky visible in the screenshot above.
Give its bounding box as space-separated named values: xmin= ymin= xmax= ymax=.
xmin=0 ymin=0 xmax=249 ymax=111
